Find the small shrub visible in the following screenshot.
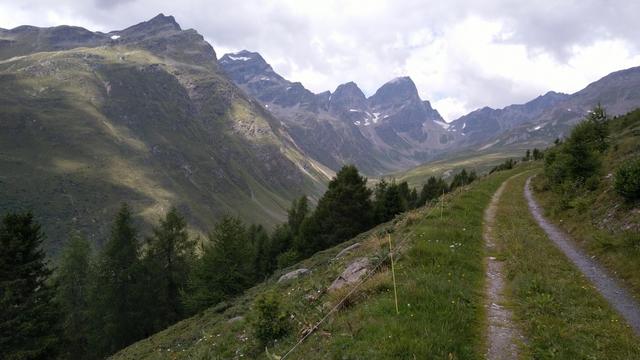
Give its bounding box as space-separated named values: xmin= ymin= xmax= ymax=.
xmin=570 ymin=196 xmax=591 ymax=213
xmin=614 ymin=158 xmax=640 ymax=201
xmin=250 ymin=292 xmax=291 ymax=346
xmin=622 ymin=232 xmax=640 ymax=250
xmin=585 ymin=175 xmax=600 ymax=191
xmin=276 ymin=249 xmax=300 ymax=269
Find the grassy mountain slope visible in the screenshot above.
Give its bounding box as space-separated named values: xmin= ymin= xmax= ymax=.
xmin=0 ymin=39 xmax=328 ymax=255
xmin=531 ymin=109 xmax=640 ymax=299
xmin=392 ymin=150 xmax=523 ymax=188
xmin=111 ymin=164 xmax=533 ymax=359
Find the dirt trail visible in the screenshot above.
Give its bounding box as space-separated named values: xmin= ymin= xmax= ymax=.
xmin=484 ymin=178 xmax=524 ymax=359
xmin=525 ymin=176 xmax=640 ymax=335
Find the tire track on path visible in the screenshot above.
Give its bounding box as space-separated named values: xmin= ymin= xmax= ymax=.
xmin=484 ymin=176 xmax=524 ymax=359
xmin=525 ymin=176 xmax=640 ymax=335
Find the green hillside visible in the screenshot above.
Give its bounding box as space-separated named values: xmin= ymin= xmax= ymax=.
xmin=392 ymin=150 xmax=523 ymax=188
xmin=531 ymin=109 xmax=640 ymax=298
xmin=112 ymin=107 xmax=640 ymax=358
xmin=111 ymin=164 xmax=532 ymax=359
xmin=0 ymin=45 xmax=329 ymax=255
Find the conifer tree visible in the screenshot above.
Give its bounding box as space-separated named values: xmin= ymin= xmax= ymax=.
xmin=143 ymin=207 xmax=195 ymax=330
xmin=287 ymin=196 xmax=309 ymax=236
xmin=89 ymin=203 xmax=144 ymax=356
xmin=247 ymin=224 xmax=271 ymax=279
xmin=0 ymin=212 xmax=59 ymax=360
xmin=397 ymin=181 xmax=411 ymax=208
xmin=533 ymin=148 xmax=543 ymax=160
xmin=55 ymin=231 xmax=92 ymax=359
xmin=449 ymin=169 xmax=470 ymax=191
xmin=183 ymin=216 xmax=252 ymax=314
xmin=299 ymin=165 xmax=372 ymax=255
xmin=376 ymin=181 xmax=403 ymax=222
xmin=271 ymin=224 xmax=294 ymax=266
xmin=586 ymin=103 xmax=609 ymax=153
xmin=419 ymin=177 xmax=448 ymax=207
xmin=408 ymin=188 xmax=419 ymax=209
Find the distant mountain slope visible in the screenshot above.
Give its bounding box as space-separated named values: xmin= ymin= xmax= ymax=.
xmin=221 ymin=51 xmax=640 ymax=173
xmin=0 ymin=15 xmax=330 ymax=255
xmin=465 ymin=66 xmax=640 ymax=152
xmin=220 ymin=51 xmax=455 ymax=174
xmin=449 ymin=91 xmax=570 ymax=145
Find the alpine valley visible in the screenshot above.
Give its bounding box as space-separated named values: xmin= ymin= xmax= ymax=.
xmin=2 ymin=14 xmax=640 ymax=253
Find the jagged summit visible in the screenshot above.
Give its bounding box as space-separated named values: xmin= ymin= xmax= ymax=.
xmin=220 ymin=50 xmax=285 ymax=86
xmin=369 ymin=76 xmax=421 ymax=108
xmin=220 ymin=50 xmax=269 ymax=66
xmin=150 ymin=13 xmax=180 ymax=28
xmin=218 ymin=49 xmax=453 ymax=173
xmin=119 ymin=14 xmax=178 ymax=36
xmin=329 ymin=81 xmax=368 ymax=114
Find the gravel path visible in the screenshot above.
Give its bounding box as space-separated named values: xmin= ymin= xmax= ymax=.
xmin=484 ymin=178 xmax=524 ymax=359
xmin=525 ymin=176 xmax=640 ymax=335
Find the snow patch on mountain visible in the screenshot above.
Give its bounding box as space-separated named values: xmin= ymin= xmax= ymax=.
xmin=371 ymin=112 xmax=381 ymax=124
xmin=228 ymin=55 xmax=251 ymax=61
xmin=434 ymin=120 xmax=450 ymax=130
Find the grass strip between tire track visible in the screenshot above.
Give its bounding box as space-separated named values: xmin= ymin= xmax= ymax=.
xmin=493 ymin=172 xmax=640 ymax=359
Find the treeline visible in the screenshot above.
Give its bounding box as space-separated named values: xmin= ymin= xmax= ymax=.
xmin=1 ymin=165 xmax=480 ymax=359
xmin=543 ymin=105 xmax=640 ymax=203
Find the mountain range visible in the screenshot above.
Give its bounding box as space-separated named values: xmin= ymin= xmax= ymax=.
xmin=1 ymin=13 xmax=639 ymax=253
xmin=220 ymin=51 xmax=453 ymax=174
xmin=219 ymin=49 xmax=640 ymax=172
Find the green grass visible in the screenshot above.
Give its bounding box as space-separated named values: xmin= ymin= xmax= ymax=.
xmin=531 ymin=109 xmax=640 ymax=301
xmin=112 ymin=163 xmax=532 ymax=359
xmin=393 ymin=150 xmax=523 ymax=188
xmin=493 ymin=172 xmax=640 ymax=359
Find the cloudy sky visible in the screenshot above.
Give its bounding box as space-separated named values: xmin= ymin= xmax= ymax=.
xmin=2 ymin=0 xmax=639 ymax=121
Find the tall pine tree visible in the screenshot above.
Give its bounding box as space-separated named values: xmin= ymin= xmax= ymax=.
xmin=0 ymin=212 xmax=59 ymax=360
xmin=142 ymin=207 xmax=195 ymax=331
xmin=89 ymin=203 xmax=144 ymax=356
xmin=183 ymin=216 xmax=252 ymax=314
xmin=54 ymin=231 xmax=92 ymax=359
xmin=287 ymin=196 xmax=309 ymax=236
xmin=299 ymin=165 xmax=372 ymax=255
xmin=247 ymin=224 xmax=271 ymax=280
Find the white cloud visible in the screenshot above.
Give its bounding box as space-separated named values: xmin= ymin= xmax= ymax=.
xmin=1 ymin=0 xmax=638 ymax=121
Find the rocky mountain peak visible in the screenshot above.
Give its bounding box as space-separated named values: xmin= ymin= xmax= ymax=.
xmin=115 ymin=14 xmax=216 ymax=68
xmin=523 ymin=91 xmax=569 ymax=113
xmin=122 ymin=13 xmax=181 ymax=35
xmin=369 ymin=76 xmax=421 ymax=108
xmin=422 ymin=100 xmax=445 ymax=122
xmin=329 ymin=81 xmax=367 ymax=114
xmin=219 ymin=50 xmax=281 ymax=85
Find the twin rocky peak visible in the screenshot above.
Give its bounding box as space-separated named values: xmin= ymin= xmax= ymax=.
xmin=219 ymin=50 xmax=445 ymax=129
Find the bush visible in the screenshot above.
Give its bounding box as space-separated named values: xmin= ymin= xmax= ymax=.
xmin=276 ymin=249 xmax=300 ymax=269
xmin=489 ymin=158 xmax=516 ymax=174
xmin=250 ymin=292 xmax=291 ymax=346
xmin=614 ymin=158 xmax=640 ymax=201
